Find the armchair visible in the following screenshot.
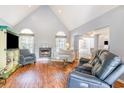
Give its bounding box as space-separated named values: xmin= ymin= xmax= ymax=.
xmin=19 ymin=49 xmax=36 ymax=66
xmin=58 ymin=49 xmax=74 ymax=62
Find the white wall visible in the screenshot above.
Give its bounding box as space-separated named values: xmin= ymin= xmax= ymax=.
xmin=71 ymin=6 xmax=124 ymax=61
xmin=14 ymin=6 xmax=68 ymax=58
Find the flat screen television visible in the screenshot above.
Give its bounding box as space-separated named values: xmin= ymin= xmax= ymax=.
xmin=7 ymin=32 xmax=19 ymax=49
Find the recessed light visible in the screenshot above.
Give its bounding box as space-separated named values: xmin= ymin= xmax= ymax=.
xmin=58 ymin=9 xmax=62 ymax=14
xmin=28 ymin=5 xmax=32 ymax=8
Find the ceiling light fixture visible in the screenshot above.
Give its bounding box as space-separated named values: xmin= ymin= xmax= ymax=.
xmin=58 ymin=9 xmax=62 ymax=14
xmin=28 ymin=5 xmax=32 ymax=8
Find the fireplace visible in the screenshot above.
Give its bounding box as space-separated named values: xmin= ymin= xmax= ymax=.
xmin=39 ymin=48 xmax=51 ymax=57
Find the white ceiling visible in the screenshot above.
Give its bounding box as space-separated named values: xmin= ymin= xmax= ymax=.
xmin=0 ymin=5 xmax=40 ymax=26
xmin=50 ymin=5 xmax=118 ymax=31
xmin=0 ymin=5 xmax=118 ymax=31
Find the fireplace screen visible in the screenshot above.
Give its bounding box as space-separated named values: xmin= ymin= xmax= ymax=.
xmin=39 ymin=48 xmax=51 ymax=57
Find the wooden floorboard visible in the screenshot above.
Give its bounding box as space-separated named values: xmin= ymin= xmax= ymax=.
xmin=113 ymin=80 xmax=124 ymax=88
xmin=3 ymin=59 xmax=78 ymax=88
xmin=2 ymin=59 xmax=124 ymax=88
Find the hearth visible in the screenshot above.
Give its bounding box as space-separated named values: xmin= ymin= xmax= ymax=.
xmin=39 ymin=48 xmax=51 ymax=57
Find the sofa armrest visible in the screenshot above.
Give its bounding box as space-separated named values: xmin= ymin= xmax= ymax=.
xmin=79 ymin=57 xmax=90 ymax=65
xmin=20 ymin=55 xmax=25 ymax=63
xmin=105 ymin=64 xmax=124 ymax=85
xmin=76 ymin=64 xmax=92 ymax=71
xmin=68 ymin=71 xmax=110 ymax=88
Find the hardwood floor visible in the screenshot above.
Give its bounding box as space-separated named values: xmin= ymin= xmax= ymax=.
xmin=3 ymin=59 xmax=78 ymax=88
xmin=113 ymin=80 xmax=124 ymax=88
xmin=2 ymin=59 xmax=124 ymax=88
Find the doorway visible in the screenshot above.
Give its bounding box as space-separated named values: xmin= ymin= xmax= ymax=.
xmin=78 ymin=27 xmax=110 ymax=58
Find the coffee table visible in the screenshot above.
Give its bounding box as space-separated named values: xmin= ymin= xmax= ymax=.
xmin=50 ymin=57 xmax=72 ymax=67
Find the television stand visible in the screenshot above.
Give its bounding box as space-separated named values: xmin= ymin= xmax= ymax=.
xmin=0 ymin=26 xmax=19 ymax=84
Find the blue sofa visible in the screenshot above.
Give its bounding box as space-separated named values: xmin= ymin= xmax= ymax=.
xmin=68 ymin=50 xmax=124 ymax=88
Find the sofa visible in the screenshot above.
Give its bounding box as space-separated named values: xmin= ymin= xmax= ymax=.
xmin=20 ymin=49 xmax=36 ymax=66
xmin=68 ymin=50 xmax=124 ymax=88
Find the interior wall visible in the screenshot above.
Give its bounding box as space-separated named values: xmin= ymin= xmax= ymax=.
xmin=14 ymin=6 xmax=68 ymax=58
xmin=71 ymin=6 xmax=124 ymax=61
xmin=98 ymin=33 xmax=109 ymax=50
xmin=71 ymin=6 xmax=124 ymax=81
xmin=90 ymin=27 xmax=110 ymax=50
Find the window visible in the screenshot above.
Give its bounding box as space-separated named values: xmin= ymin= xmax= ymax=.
xmin=56 ymin=31 xmax=66 ymax=51
xmin=19 ymin=29 xmax=34 ymax=53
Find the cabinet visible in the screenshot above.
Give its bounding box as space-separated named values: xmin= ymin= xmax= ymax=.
xmin=0 ymin=29 xmax=6 ymax=70
xmin=0 ymin=26 xmax=19 ymax=78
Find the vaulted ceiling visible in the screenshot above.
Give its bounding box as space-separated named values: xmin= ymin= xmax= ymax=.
xmin=0 ymin=5 xmax=40 ymax=26
xmin=0 ymin=5 xmax=118 ymax=31
xmin=50 ymin=5 xmax=118 ymax=31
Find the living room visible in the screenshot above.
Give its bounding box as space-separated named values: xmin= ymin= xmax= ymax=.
xmin=0 ymin=5 xmax=124 ymax=89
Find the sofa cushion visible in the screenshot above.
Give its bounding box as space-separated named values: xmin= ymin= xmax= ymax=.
xmin=92 ymin=51 xmax=121 ymax=80
xmin=25 ymin=56 xmax=35 ymax=62
xmin=79 ymin=58 xmax=90 ymax=65
xmin=20 ymin=49 xmax=30 ymax=57
xmin=104 ymin=64 xmax=124 ymax=85
xmin=92 ymin=61 xmax=101 ymax=76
